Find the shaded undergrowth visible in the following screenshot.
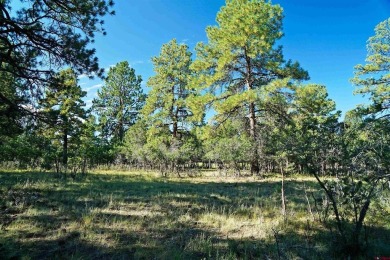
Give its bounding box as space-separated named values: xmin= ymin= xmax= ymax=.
xmin=0 ymin=170 xmax=389 ymax=259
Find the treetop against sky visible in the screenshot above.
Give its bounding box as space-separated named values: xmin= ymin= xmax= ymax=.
xmin=70 ymin=0 xmax=388 ymax=119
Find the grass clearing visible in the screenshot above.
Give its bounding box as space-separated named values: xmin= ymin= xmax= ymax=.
xmin=0 ymin=170 xmax=389 ymax=259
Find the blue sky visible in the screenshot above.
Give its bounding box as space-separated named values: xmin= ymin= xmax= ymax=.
xmin=80 ymin=0 xmax=390 ymax=119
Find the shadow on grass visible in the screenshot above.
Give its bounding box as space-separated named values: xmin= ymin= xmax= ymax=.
xmin=0 ymin=171 xmax=389 ymax=259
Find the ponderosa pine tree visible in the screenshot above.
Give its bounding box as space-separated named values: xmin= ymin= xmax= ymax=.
xmin=143 ymin=39 xmax=195 ymax=138
xmin=92 ymin=61 xmax=145 ymax=144
xmin=191 ymin=0 xmax=308 ymax=174
xmin=351 ymin=18 xmax=390 ymax=117
xmin=290 ymin=84 xmax=341 ymax=174
xmin=142 ymin=39 xmax=199 ymax=173
xmin=338 ymin=18 xmax=390 ymax=256
xmin=40 ymin=68 xmax=87 ymax=172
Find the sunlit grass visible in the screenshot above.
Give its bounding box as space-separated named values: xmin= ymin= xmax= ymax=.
xmin=0 ymin=169 xmax=388 ymax=259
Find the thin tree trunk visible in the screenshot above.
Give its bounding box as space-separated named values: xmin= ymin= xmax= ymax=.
xmin=119 ymin=94 xmax=124 ymax=143
xmin=62 ymin=127 xmax=68 ymax=172
xmin=172 ymin=121 xmax=178 ymax=138
xmin=312 ymin=170 xmax=346 ymax=242
xmin=82 ymin=157 xmax=87 ymax=174
xmin=249 ymin=102 xmax=259 ymax=175
xmin=350 ymin=184 xmax=376 ymax=255
xmin=280 ymin=161 xmax=286 ymax=219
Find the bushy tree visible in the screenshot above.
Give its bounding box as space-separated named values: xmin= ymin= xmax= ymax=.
xmin=122 ymin=120 xmax=149 ymax=167
xmin=203 ymin=118 xmax=251 ymax=175
xmin=288 ymin=81 xmax=388 ymax=257
xmin=335 ymin=111 xmax=390 ymax=255
xmin=0 ymin=130 xmax=50 ymax=168
xmin=290 ymin=84 xmax=341 ymax=174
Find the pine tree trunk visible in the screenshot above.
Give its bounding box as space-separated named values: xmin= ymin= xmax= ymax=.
xmin=249 ymin=102 xmax=260 ymax=175
xmin=119 ymin=95 xmax=124 ymax=143
xmin=173 ymin=121 xmax=178 ymax=138
xmin=244 ymin=48 xmax=259 ymax=175
xmin=63 ymin=127 xmax=68 ymax=172
xmin=280 ymin=161 xmax=286 ymax=218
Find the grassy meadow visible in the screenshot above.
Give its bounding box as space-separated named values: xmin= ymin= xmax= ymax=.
xmin=0 ymin=170 xmax=389 ymax=259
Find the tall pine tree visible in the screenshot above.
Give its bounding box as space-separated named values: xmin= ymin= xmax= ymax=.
xmin=143 ymin=39 xmax=196 ymax=139
xmin=40 ymin=68 xmax=87 ymax=171
xmin=142 ymin=39 xmax=200 ymax=171
xmin=93 ymin=61 xmax=145 ymax=144
xmin=191 ymin=0 xmax=308 ymax=174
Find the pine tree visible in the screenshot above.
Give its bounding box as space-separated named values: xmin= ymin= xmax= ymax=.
xmin=40 ymin=68 xmax=87 ymax=171
xmin=93 ymin=61 xmax=145 ymax=144
xmin=143 ymin=39 xmax=196 ymax=139
xmin=142 ymin=39 xmax=200 ymax=172
xmin=351 ymin=18 xmax=390 ymax=117
xmin=191 ymin=0 xmax=308 ymax=174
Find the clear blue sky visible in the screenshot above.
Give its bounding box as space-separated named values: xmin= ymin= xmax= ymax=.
xmin=80 ymin=0 xmax=390 ymax=119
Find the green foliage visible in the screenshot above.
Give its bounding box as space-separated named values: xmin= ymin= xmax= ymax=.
xmin=191 ymin=0 xmax=308 ymax=173
xmin=0 ymin=71 xmax=25 ymax=141
xmin=1 ymin=0 xmax=114 ymax=167
xmin=0 ymin=131 xmax=49 ymax=168
xmin=40 ymin=68 xmax=87 ymax=171
xmin=203 ymin=118 xmax=251 ymax=172
xmin=122 ymin=120 xmax=148 ymax=164
xmin=0 ymin=0 xmax=114 ymax=92
xmin=329 ymin=115 xmax=390 ymax=257
xmin=343 ymin=113 xmax=390 ymax=186
xmin=191 ymin=0 xmax=308 ymax=114
xmin=351 ymin=18 xmax=390 ymax=117
xmin=323 ymin=19 xmax=390 ymax=255
xmin=139 ymin=124 xmax=203 ymax=172
xmin=69 ymin=115 xmax=114 ymax=173
xmin=93 ymin=61 xmax=145 ymax=144
xmin=144 ymin=39 xmax=197 ymax=134
xmin=137 ymin=39 xmax=203 ymax=171
xmin=288 ymin=83 xmax=389 ymax=257
xmin=290 ymin=84 xmax=341 ymax=172
xmin=255 ymin=87 xmax=292 ymax=170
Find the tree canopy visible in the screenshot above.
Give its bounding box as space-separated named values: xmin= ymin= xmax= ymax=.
xmin=351 ymin=18 xmax=390 ymax=117
xmin=93 ymin=61 xmax=145 ymax=144
xmin=0 ymin=0 xmax=114 ymax=112
xmin=143 ymin=39 xmax=196 ymax=139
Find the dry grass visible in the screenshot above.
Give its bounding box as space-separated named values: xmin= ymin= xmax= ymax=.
xmin=0 ymin=170 xmax=389 ymax=259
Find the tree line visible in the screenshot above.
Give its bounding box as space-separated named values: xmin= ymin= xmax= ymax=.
xmin=0 ymin=0 xmax=389 ymax=257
